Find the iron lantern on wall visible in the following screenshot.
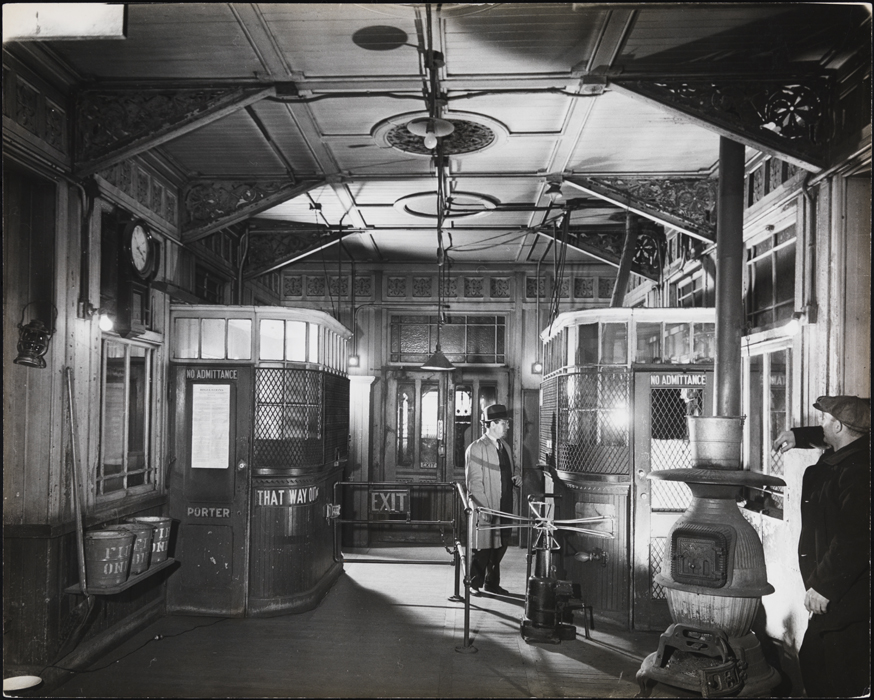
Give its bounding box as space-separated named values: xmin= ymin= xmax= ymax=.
xmin=14 ymin=303 xmax=57 ymax=369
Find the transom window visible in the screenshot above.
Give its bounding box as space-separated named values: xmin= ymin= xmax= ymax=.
xmin=389 ymin=314 xmax=506 ymax=365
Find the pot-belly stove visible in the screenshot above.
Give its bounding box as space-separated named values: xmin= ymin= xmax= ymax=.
xmin=636 ymin=417 xmax=785 ymax=698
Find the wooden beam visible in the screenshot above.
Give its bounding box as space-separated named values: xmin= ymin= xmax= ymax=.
xmin=182 ymin=179 xmax=325 ymax=244
xmin=74 ymin=85 xmax=278 ymax=176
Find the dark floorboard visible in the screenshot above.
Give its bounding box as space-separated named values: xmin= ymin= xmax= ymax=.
xmin=44 ymin=546 xmax=690 ymax=698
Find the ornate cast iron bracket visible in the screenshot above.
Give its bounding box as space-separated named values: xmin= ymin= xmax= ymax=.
xmin=538 ymin=223 xmax=665 ymax=282
xmin=610 ymin=76 xmax=831 ymax=171
xmin=182 ymin=179 xmax=325 ymax=244
xmin=565 ymin=176 xmax=717 ymax=243
xmin=243 ymin=223 xmax=351 ymax=279
xmin=74 ymin=85 xmax=279 ymax=176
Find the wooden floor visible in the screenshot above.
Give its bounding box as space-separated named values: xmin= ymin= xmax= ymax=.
xmin=46 ymin=546 xmax=689 ymax=698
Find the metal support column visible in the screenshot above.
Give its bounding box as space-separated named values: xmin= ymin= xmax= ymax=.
xmin=611 ymin=212 xmax=639 ymax=307
xmin=714 ymin=137 xmax=746 ymax=418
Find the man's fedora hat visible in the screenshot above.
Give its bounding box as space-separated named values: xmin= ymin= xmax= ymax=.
xmin=482 ymin=404 xmax=511 ymax=423
xmin=813 ymin=395 xmax=870 ymax=432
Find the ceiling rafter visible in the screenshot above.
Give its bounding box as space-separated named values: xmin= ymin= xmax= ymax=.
xmin=73 ymin=84 xmax=281 ymax=177
xmin=182 ymin=179 xmax=325 ymax=244
xmin=609 ymin=75 xmax=831 ymax=171
xmin=563 ymin=175 xmax=717 ymax=243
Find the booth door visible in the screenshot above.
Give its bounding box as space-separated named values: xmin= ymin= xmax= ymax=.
xmin=449 ymin=369 xmax=510 ymax=484
xmin=631 ymin=370 xmax=713 ymax=630
xmin=168 ymin=365 xmax=252 ymax=616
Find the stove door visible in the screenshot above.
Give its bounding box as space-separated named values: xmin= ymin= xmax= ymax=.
xmin=631 ymin=369 xmax=713 ymax=630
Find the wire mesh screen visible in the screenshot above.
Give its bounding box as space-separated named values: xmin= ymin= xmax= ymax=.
xmin=540 ymin=375 xmax=559 ymax=467
xmin=650 ymin=387 xmax=698 ymax=510
xmin=254 ymin=368 xmax=324 ymax=469
xmin=557 ymin=369 xmax=630 ymax=474
xmin=324 ymin=373 xmax=350 ymax=463
xmin=650 ymin=536 xmax=667 ymax=600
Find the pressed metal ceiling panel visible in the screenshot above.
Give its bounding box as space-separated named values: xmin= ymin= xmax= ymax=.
xmin=568 ymin=91 xmax=719 ymax=175
xmin=256 ymin=185 xmax=346 ymax=223
xmin=50 ymin=4 xmax=264 ymax=80
xmin=259 ymin=4 xmax=421 ymax=78
xmin=306 ymin=98 xmax=428 ymax=137
xmin=619 ymin=5 xmax=847 ymax=67
xmin=161 ymin=111 xmax=289 ymax=176
xmin=445 ymin=94 xmax=573 ymax=134
xmin=443 ymin=4 xmax=609 ymax=76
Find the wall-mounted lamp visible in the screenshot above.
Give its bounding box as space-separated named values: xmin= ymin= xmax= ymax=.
xmin=545 ymin=182 xmax=564 ymax=203
xmin=80 ymin=301 xmax=114 ymax=332
xmin=14 ymin=303 xmax=57 ymax=369
xmin=531 ymin=361 xmax=543 ymax=374
xmin=347 ymin=354 xmax=360 ymax=368
xmin=785 ymin=305 xmax=817 ymax=336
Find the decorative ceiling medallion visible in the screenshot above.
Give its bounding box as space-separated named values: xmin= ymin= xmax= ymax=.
xmin=373 ymin=111 xmax=508 ymax=157
xmin=394 ymin=191 xmax=498 ymax=220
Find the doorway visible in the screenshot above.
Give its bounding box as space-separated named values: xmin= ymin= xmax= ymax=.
xmin=631 ymin=369 xmax=713 ymax=630
xmin=378 ymin=367 xmax=509 ymax=543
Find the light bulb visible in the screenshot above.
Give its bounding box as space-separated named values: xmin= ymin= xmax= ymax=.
xmin=98 ymin=313 xmax=114 ymax=332
xmin=423 ymin=131 xmax=438 ymax=150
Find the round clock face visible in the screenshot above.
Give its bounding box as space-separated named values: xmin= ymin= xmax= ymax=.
xmin=130 ymin=224 xmax=151 ymax=274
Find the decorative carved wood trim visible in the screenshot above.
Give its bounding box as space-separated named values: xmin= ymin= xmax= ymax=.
xmin=610 ymin=76 xmax=831 ymax=171
xmin=244 ymin=226 xmax=350 ymax=279
xmin=565 ymin=176 xmax=717 ymax=243
xmin=74 ymin=85 xmax=277 ymax=176
xmin=182 ymin=179 xmax=324 ymax=243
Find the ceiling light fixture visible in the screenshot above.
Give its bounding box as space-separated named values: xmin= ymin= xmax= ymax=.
xmin=546 ymin=182 xmax=564 ymax=203
xmin=406 ymin=117 xmax=454 ymax=150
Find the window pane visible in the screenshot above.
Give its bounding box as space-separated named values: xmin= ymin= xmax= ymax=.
xmin=748 ymin=355 xmax=765 ymax=472
xmin=102 ymin=344 xmax=126 ymax=468
xmin=174 ymin=318 xmax=199 ymax=358
xmin=637 ymin=323 xmax=662 ymax=363
xmin=693 ymin=323 xmax=716 ymax=362
xmin=601 ymin=323 xmax=627 ymax=364
xmin=286 ymin=320 xmax=307 ymax=361
xmin=577 ymin=323 xmax=598 ymax=364
xmin=664 ymin=323 xmax=691 ymax=363
xmin=455 ymin=385 xmax=473 ymax=472
xmin=308 ymin=324 xmax=319 ymax=363
xmin=396 ymin=383 xmax=415 ymax=466
xmin=260 ymin=319 xmax=284 ymax=360
xmin=420 ymin=384 xmax=438 ymax=469
xmin=227 ymin=319 xmax=252 ymax=360
xmin=128 ymin=348 xmax=148 ymax=458
xmin=201 ymin=319 xmax=226 ymax=359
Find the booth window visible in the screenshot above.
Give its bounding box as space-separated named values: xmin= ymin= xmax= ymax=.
xmin=742 ymin=343 xmax=791 ymax=519
xmin=98 ymin=338 xmax=158 ymax=497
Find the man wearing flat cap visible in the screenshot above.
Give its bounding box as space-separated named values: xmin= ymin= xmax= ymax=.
xmin=465 ymin=404 xmax=521 ymax=596
xmin=773 ymin=395 xmax=871 ymax=698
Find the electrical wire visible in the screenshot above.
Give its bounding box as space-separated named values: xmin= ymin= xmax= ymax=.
xmin=41 ymin=617 xmax=230 ymax=676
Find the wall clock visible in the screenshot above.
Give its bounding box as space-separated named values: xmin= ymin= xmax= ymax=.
xmin=123 ymin=220 xmax=158 ymax=280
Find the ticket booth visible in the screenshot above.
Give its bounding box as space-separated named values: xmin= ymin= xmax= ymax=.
xmin=166 ymin=306 xmax=351 ymax=617
xmin=539 ymin=307 xmax=716 ymax=629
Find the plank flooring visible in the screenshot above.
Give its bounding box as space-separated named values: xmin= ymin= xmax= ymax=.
xmin=47 ymin=546 xmax=688 ymax=698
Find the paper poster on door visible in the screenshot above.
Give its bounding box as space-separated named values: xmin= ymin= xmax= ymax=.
xmin=191 ymin=384 xmax=230 ymax=469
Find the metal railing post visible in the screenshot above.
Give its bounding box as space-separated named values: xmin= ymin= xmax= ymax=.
xmin=455 ymin=492 xmax=477 ymax=654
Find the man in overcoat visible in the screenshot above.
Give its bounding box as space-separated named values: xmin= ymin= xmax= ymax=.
xmin=465 ymin=403 xmax=522 ymax=595
xmin=773 ymin=395 xmax=870 ymax=698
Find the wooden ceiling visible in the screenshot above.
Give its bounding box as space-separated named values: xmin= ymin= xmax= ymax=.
xmin=17 ymin=3 xmax=870 ymax=276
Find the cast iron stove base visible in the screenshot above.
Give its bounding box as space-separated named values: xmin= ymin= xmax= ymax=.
xmin=636 ymin=624 xmax=779 ymax=698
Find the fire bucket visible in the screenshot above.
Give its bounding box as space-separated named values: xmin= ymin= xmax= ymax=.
xmin=114 ymin=522 xmax=154 ymax=575
xmin=127 ymin=516 xmax=172 ymax=564
xmin=84 ymin=529 xmax=135 ymax=588
xmin=687 ymin=416 xmax=744 ymax=469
